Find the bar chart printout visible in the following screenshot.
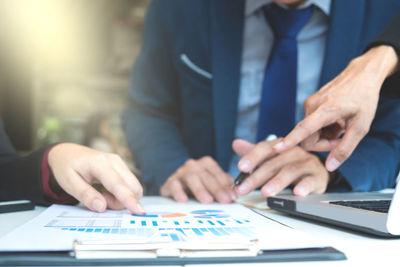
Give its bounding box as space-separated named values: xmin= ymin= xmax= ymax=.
xmin=0 ymin=203 xmax=328 ymax=252
xmin=51 ymin=206 xmax=257 ymax=243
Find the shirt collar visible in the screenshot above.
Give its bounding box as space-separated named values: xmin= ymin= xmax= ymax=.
xmin=245 ymin=0 xmax=331 ymax=17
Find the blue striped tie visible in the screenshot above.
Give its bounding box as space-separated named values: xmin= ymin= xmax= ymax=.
xmin=257 ymin=4 xmax=313 ymax=141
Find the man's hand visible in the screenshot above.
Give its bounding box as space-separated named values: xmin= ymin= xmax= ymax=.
xmin=233 ymin=139 xmax=329 ymax=197
xmin=273 ymin=45 xmax=399 ymax=172
xmin=160 ymin=156 xmax=236 ymax=204
xmin=48 ymin=143 xmax=144 ymax=214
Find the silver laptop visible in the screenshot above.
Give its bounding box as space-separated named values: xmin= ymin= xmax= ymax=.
xmin=267 ymin=181 xmax=400 ymax=237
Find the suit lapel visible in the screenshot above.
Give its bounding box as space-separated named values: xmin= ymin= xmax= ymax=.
xmin=210 ymin=0 xmax=244 ymax=170
xmin=319 ymin=0 xmax=366 ymax=86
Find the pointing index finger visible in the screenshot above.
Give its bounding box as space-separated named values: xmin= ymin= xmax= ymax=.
xmin=274 ymin=108 xmax=339 ymax=153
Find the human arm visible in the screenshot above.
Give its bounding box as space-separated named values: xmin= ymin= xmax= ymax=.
xmin=272 ymin=14 xmax=400 ymax=170
xmin=236 ymin=97 xmax=400 ymax=195
xmin=47 ymin=143 xmax=144 ymax=213
xmin=0 ymin=143 xmax=144 ymax=214
xmin=0 ymin=118 xmax=144 ymax=213
xmin=274 ymin=44 xmax=399 ymax=171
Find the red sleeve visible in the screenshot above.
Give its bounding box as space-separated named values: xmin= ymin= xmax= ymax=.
xmin=41 ymin=147 xmax=75 ymax=204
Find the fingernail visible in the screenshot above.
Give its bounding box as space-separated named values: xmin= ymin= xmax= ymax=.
xmin=326 ymin=157 xmax=340 ymax=172
xmin=262 ymin=183 xmax=277 ymax=196
xmin=295 ymin=184 xmax=308 ymax=196
xmin=92 ymin=199 xmax=105 ymax=212
xmin=200 ymin=193 xmax=213 ymax=203
xmin=230 ymin=191 xmax=238 ymax=200
xmin=176 ymin=194 xmax=187 ymax=202
xmin=238 ymin=159 xmax=252 ymax=172
xmin=237 ymin=181 xmax=250 ymax=195
xmin=219 ymin=192 xmax=231 ymax=203
xmin=273 ymin=141 xmax=285 ymax=151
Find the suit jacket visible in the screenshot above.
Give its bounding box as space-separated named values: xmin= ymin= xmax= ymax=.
xmin=0 ymin=119 xmax=50 ymax=205
xmin=367 ymin=14 xmax=400 ymax=98
xmin=124 ymin=0 xmax=400 ymax=195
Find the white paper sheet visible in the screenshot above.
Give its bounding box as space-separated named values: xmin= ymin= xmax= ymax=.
xmin=0 ymin=203 xmax=327 ymax=251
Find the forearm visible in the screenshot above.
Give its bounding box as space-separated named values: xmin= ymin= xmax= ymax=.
xmin=365 ymin=14 xmax=400 ymax=98
xmin=351 ymin=45 xmax=399 ymax=91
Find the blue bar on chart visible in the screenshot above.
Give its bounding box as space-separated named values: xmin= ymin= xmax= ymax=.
xmin=216 ymin=228 xmax=228 ymax=235
xmin=175 ymin=228 xmax=186 ymax=236
xmin=207 ymin=228 xmax=221 ymax=236
xmin=170 ymin=233 xmax=180 ymax=241
xmin=192 ymin=228 xmax=203 ymax=236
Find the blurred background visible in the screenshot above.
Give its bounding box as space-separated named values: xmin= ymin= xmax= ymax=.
xmin=0 ymin=0 xmax=150 ymax=172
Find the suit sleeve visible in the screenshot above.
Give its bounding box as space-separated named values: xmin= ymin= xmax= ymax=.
xmin=123 ymin=1 xmax=190 ymax=195
xmin=0 ymin=119 xmax=52 ymax=205
xmin=366 ymin=14 xmax=400 ymax=58
xmin=366 ymin=14 xmax=400 ymax=98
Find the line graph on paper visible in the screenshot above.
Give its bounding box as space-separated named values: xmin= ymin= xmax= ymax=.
xmin=44 ymin=206 xmax=257 ymax=242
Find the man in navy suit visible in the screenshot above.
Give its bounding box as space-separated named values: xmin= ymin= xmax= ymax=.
xmin=125 ymin=0 xmax=400 ymax=202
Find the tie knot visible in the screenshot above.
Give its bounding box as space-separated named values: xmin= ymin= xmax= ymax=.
xmin=264 ymin=3 xmax=313 ymax=39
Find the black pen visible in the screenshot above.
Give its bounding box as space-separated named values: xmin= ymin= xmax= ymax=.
xmin=232 ymin=134 xmax=277 ymax=189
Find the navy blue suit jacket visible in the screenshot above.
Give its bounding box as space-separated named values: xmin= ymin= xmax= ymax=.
xmin=125 ymin=0 xmax=400 ymax=195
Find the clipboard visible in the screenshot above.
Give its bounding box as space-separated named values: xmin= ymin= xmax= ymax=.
xmin=0 ymin=246 xmax=345 ymax=266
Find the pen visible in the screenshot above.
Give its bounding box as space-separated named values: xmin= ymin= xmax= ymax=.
xmin=232 ymin=134 xmax=278 ymax=189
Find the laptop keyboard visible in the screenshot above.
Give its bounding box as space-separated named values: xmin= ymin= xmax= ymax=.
xmin=330 ymin=200 xmax=391 ymax=213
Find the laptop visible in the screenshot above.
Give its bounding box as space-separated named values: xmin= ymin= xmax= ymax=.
xmin=267 ymin=181 xmax=400 ymax=237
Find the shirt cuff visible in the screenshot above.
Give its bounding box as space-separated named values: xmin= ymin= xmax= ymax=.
xmin=41 ymin=147 xmax=75 ymax=204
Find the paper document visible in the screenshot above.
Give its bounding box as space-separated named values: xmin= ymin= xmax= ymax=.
xmin=0 ymin=203 xmax=327 ymax=251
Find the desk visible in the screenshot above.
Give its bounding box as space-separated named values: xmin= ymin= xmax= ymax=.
xmin=1 ymin=196 xmax=399 ymax=266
